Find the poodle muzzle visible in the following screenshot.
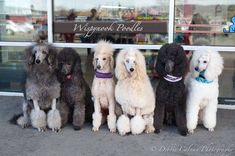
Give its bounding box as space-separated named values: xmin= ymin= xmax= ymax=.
xmin=165 ymin=60 xmax=174 ymax=74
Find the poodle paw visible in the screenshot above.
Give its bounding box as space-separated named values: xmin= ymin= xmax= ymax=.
xmin=92 ymin=126 xmax=99 ymax=132
xmin=119 ymin=131 xmax=127 ymax=136
xmin=154 ymin=129 xmax=161 ymax=134
xmin=107 ymin=114 xmax=116 ymax=133
xmin=130 ymin=115 xmax=145 ymax=135
xmin=145 ymin=126 xmax=155 ymax=134
xmin=37 ymin=127 xmax=46 ymax=132
xmin=188 ymin=129 xmax=194 ymax=134
xmin=30 ymin=109 xmax=46 ymax=131
xmin=110 ymin=128 xmax=116 ymax=133
xmin=74 ymin=126 xmax=82 ymax=131
xmin=22 ymin=123 xmax=30 ymax=128
xmin=52 ymin=128 xmax=61 ymax=133
xmin=47 ymin=109 xmax=62 ymax=132
xmin=117 ymin=115 xmax=130 ymax=136
xmin=179 ymin=130 xmax=188 ymax=136
xmin=92 ymin=113 xmax=102 ymax=132
xmin=208 ymin=128 xmax=214 ymax=132
xmin=17 ymin=116 xmax=30 ymax=128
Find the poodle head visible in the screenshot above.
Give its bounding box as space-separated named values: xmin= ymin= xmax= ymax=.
xmin=157 ymin=43 xmax=187 ymax=77
xmin=93 ymin=40 xmax=114 ymax=72
xmin=26 ymin=43 xmax=57 ymax=68
xmin=32 ymin=44 xmax=49 ymax=65
xmin=57 ymin=48 xmax=82 ymax=79
xmin=190 ymin=49 xmax=224 ymax=81
xmin=115 ymin=48 xmax=147 ymax=80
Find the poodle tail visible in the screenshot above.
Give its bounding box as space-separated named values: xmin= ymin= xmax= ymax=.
xmin=9 ymin=114 xmax=23 ymax=125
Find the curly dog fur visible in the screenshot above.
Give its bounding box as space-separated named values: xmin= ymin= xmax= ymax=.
xmin=57 ymin=48 xmax=94 ymax=130
xmin=186 ymin=49 xmax=223 ymax=134
xmin=115 ymin=48 xmax=155 ymax=135
xmin=11 ymin=43 xmax=63 ymax=132
xmin=154 ymin=43 xmax=188 ymax=136
xmin=91 ymin=40 xmax=117 ymax=133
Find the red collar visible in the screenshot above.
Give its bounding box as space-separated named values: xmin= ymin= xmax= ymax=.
xmin=66 ymin=74 xmax=72 ymax=80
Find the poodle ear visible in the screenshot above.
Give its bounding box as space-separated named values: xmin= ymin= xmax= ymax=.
xmin=25 ymin=46 xmax=35 ymax=65
xmin=204 ymin=51 xmax=224 ymax=81
xmin=115 ymin=50 xmax=128 ymax=80
xmin=156 ymin=44 xmax=168 ymax=77
xmin=92 ymin=54 xmax=97 ymax=70
xmin=174 ymin=45 xmax=188 ymax=77
xmin=109 ymin=55 xmax=114 ymax=71
xmin=135 ymin=50 xmax=147 ymax=80
xmin=73 ymin=52 xmax=83 ymax=75
xmin=47 ymin=45 xmax=58 ymax=69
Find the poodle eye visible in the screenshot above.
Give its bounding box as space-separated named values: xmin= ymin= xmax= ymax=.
xmin=95 ymin=58 xmax=99 ymax=61
xmin=203 ymin=61 xmax=207 ymax=64
xmin=133 ymin=61 xmax=136 ymax=64
xmin=126 ymin=60 xmax=129 ymax=63
xmin=42 ymin=51 xmax=47 ymax=54
xmin=103 ymin=58 xmax=106 ymax=60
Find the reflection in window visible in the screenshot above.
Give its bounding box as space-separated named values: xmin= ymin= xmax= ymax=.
xmin=174 ymin=0 xmax=235 ymax=46
xmin=53 ymin=0 xmax=169 ymax=44
xmin=0 ymin=0 xmax=47 ymax=42
xmin=0 ymin=47 xmax=25 ymax=92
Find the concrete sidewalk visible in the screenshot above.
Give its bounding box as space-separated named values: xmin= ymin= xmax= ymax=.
xmin=0 ymin=96 xmax=234 ymax=156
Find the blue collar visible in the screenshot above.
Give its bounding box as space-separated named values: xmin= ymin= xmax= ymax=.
xmin=195 ymin=71 xmax=213 ymax=84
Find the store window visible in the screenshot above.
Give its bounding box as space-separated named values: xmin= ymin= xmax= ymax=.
xmin=53 ymin=0 xmax=169 ymax=45
xmin=174 ymin=0 xmax=235 ymax=46
xmin=0 ymin=0 xmax=47 ymax=42
xmin=0 ymin=47 xmax=25 ymax=92
xmin=219 ymin=52 xmax=235 ymax=103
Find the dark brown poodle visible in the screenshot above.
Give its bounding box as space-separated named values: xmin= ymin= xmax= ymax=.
xmin=154 ymin=43 xmax=188 ymax=136
xmin=57 ymin=48 xmax=93 ymax=130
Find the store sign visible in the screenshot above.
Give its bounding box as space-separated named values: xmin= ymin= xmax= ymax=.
xmin=54 ymin=21 xmax=167 ymax=38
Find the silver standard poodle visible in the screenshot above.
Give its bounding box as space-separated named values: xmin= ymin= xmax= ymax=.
xmin=115 ymin=48 xmax=155 ymax=135
xmin=91 ymin=40 xmax=117 ymax=133
xmin=12 ymin=43 xmax=63 ymax=132
xmin=185 ymin=49 xmax=224 ymax=134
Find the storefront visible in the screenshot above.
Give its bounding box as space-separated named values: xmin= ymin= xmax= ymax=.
xmin=0 ymin=0 xmax=235 ymax=107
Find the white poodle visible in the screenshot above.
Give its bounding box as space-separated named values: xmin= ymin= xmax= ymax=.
xmin=186 ymin=49 xmax=224 ymax=134
xmin=91 ymin=40 xmax=116 ymax=133
xmin=115 ymin=48 xmax=155 ymax=135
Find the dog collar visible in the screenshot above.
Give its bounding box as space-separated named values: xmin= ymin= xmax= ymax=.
xmin=66 ymin=74 xmax=72 ymax=80
xmin=195 ymin=71 xmax=213 ymax=84
xmin=95 ymin=71 xmax=113 ymax=79
xmin=164 ymin=74 xmax=182 ymax=82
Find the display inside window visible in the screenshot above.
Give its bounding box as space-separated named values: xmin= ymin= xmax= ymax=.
xmin=174 ymin=0 xmax=235 ymax=46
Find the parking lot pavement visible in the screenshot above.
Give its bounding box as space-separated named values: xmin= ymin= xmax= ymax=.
xmin=0 ymin=96 xmax=234 ymax=156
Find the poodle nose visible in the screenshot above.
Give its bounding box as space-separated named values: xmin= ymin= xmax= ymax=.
xmin=130 ymin=68 xmax=134 ymax=72
xmin=195 ymin=67 xmax=199 ymax=71
xmin=97 ymin=65 xmax=101 ymax=69
xmin=35 ymin=59 xmax=40 ymax=64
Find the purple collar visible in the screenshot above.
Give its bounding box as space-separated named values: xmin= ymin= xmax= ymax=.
xmin=95 ymin=71 xmax=113 ymax=79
